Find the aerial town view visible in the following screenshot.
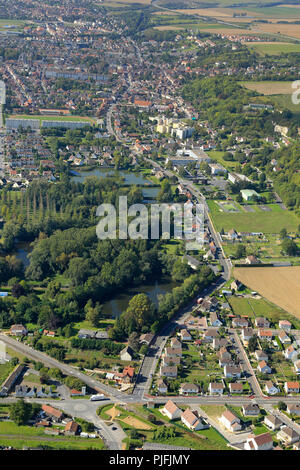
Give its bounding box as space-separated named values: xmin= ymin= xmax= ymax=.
xmin=0 ymin=0 xmax=300 ymax=458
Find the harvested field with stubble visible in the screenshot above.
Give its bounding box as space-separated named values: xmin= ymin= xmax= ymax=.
xmin=253 ymin=23 xmax=300 ymax=39
xmin=241 ymin=81 xmax=293 ymax=95
xmin=234 ymin=266 xmax=300 ymax=319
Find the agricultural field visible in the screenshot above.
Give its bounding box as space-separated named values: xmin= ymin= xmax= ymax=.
xmin=207 ymin=199 xmax=300 ymax=234
xmin=153 ymin=23 xmax=237 ymax=31
xmin=252 ymin=22 xmax=300 ymax=39
xmin=241 ymin=81 xmax=294 ymax=95
xmin=234 ymin=266 xmax=300 ymax=320
xmin=246 ymin=42 xmax=300 ymax=56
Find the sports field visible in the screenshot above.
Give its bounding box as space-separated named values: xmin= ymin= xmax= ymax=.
xmin=207 ymin=200 xmax=300 ymax=234
xmin=8 ymin=114 xmax=96 ymax=123
xmin=234 ymin=266 xmax=300 ymax=319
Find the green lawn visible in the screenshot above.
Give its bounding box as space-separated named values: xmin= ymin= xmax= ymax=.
xmin=0 ymin=362 xmax=14 ymax=386
xmin=208 ymin=151 xmax=240 ymax=172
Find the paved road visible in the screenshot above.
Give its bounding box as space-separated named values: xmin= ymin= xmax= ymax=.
xmin=0 ymin=396 xmax=125 ymax=450
xmin=231 ymin=329 xmax=263 ymax=398
xmin=0 ymin=334 xmax=133 ymax=404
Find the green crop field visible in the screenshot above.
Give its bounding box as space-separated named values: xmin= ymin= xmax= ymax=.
xmin=247 ymin=42 xmax=300 ymax=56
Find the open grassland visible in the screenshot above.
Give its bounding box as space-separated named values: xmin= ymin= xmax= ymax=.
xmin=246 ymin=42 xmax=300 ymax=55
xmin=270 ymin=94 xmax=300 ymax=112
xmin=0 ymin=420 xmax=105 ymax=449
xmin=207 ymin=200 xmax=300 ymax=233
xmin=234 ymin=266 xmax=300 ymax=320
xmin=241 ymin=81 xmax=294 ymax=95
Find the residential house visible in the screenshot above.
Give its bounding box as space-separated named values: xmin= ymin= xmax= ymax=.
xmin=157 ymin=379 xmax=168 ymax=394
xmin=122 ymin=366 xmax=135 ymax=383
xmin=279 ymin=320 xmax=292 ymax=332
xmin=264 ymin=415 xmax=282 ymax=431
xmin=278 ymin=330 xmax=291 ymax=345
xmin=139 ymin=333 xmax=154 ymax=345
xmin=232 ymin=317 xmax=248 ymax=328
xmin=41 ymin=404 xmax=63 ymax=422
xmin=227 ymin=229 xmax=238 ymax=241
xmin=255 ymin=317 xmax=270 ymax=329
xmin=181 ymin=409 xmax=209 ymax=431
xmin=70 ymin=386 xmax=86 ymax=397
xmin=230 ymin=280 xmax=242 ymax=291
xmin=284 ymin=381 xmax=300 ymax=394
xmin=255 ymin=350 xmax=268 ymax=362
xmin=245 ymin=255 xmax=260 ymax=265
xmin=229 ymin=383 xmax=243 ymax=394
xmin=64 ymin=421 xmax=80 ymax=436
xmin=258 ymin=360 xmax=272 ymax=374
xmin=257 ymin=330 xmax=273 ymax=342
xmin=287 ymin=404 xmax=300 ymax=416
xmin=179 ymin=383 xmax=199 ymax=396
xmin=180 ymin=329 xmax=192 ymax=342
xmin=213 ymin=337 xmax=229 ymax=350
xmin=241 ymin=328 xmax=254 ymax=344
xmin=210 ymin=312 xmax=222 ymax=328
xmin=163 ymin=347 xmax=182 ymax=358
xmin=160 ymin=366 xmax=177 ymax=378
xmin=265 ymin=381 xmax=279 ymax=395
xmin=283 ymin=345 xmax=297 ymax=361
xmin=244 ymin=433 xmax=273 ymax=450
xmin=219 ymin=410 xmax=242 ymax=433
xmin=120 ymin=346 xmax=134 ymax=361
xmin=218 ymin=349 xmax=232 ymax=367
xmin=170 ymin=337 xmax=182 ymax=349
xmin=277 ymin=426 xmax=300 ymax=445
xmin=224 ymin=364 xmax=241 ymax=379
xmin=242 ymin=404 xmax=260 ymax=416
xmin=10 ymin=324 xmax=27 ymax=336
xmin=203 ymin=329 xmax=219 ymax=343
xmin=209 ymin=382 xmax=223 ymax=395
xmin=161 ymin=400 xmax=182 ymax=420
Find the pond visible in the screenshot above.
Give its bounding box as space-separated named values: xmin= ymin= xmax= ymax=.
xmin=12 ymin=241 xmax=32 ymax=268
xmin=102 ymin=277 xmax=177 ymax=318
xmin=70 ymin=168 xmax=159 ymax=201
